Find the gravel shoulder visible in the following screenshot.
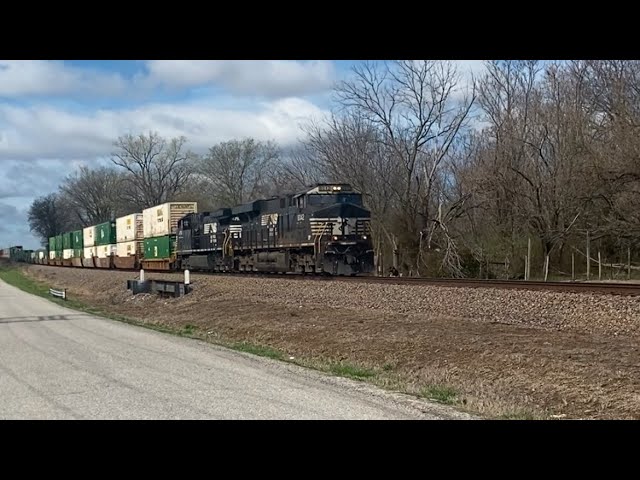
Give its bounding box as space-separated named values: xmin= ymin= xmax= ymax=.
xmin=17 ymin=265 xmax=640 ymax=419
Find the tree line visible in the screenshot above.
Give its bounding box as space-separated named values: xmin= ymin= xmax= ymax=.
xmin=28 ymin=60 xmax=640 ymax=279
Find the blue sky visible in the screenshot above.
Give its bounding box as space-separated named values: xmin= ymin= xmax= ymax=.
xmin=0 ymin=60 xmax=486 ymax=249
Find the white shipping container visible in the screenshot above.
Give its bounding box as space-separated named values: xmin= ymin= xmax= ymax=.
xmin=116 ymin=240 xmax=143 ymax=257
xmin=97 ymin=244 xmax=117 ymax=259
xmin=116 ymin=213 xmax=143 ymax=243
xmin=83 ymin=226 xmax=96 ymax=247
xmin=143 ymin=202 xmax=198 ymax=238
xmin=38 ymin=251 xmax=45 ymax=260
xmin=83 ymin=247 xmax=97 ymax=259
xmin=49 ymin=251 xmax=56 ymax=260
xmin=63 ymin=249 xmax=74 ymax=260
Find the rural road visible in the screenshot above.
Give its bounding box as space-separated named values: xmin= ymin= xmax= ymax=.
xmin=0 ymin=279 xmax=472 ymax=420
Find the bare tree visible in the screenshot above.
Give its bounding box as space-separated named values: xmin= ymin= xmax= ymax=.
xmin=58 ymin=165 xmax=128 ymax=226
xmin=302 ymin=112 xmax=399 ymax=272
xmin=111 ymin=131 xmax=196 ymax=208
xmin=199 ymin=138 xmax=280 ymax=206
xmin=333 ymin=60 xmax=476 ymax=274
xmin=269 ymin=143 xmax=326 ymax=193
xmin=27 ymin=193 xmax=75 ymax=246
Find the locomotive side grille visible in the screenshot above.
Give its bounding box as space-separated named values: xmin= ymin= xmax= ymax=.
xmin=309 ymin=218 xmax=337 ymax=235
xmin=355 ymin=218 xmax=371 ymax=235
xmin=229 ymin=225 xmax=242 ymax=238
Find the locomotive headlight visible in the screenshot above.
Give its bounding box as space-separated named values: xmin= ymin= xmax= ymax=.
xmin=333 ymin=236 xmax=338 ymax=240
xmin=363 ymin=235 xmax=367 ymax=239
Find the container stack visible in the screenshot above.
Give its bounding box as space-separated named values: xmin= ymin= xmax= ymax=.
xmin=62 ymin=232 xmax=73 ymax=261
xmin=142 ymin=202 xmax=197 ymax=262
xmin=83 ymin=226 xmax=96 ymax=259
xmin=55 ymin=234 xmax=63 ymax=263
xmin=48 ymin=236 xmax=57 ymax=261
xmin=73 ymin=230 xmax=84 ymax=259
xmin=116 ymin=213 xmax=143 ymax=259
xmin=95 ymin=220 xmax=117 ymax=259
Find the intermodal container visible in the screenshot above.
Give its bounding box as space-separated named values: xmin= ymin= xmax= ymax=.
xmin=83 ymin=247 xmax=96 ymax=259
xmin=49 ymin=236 xmax=57 ymax=253
xmin=144 ymin=235 xmax=174 ymax=259
xmin=96 ymin=244 xmax=117 ymax=258
xmin=95 ymin=221 xmax=117 ymax=246
xmin=73 ymin=230 xmax=84 ymax=249
xmin=62 ymin=232 xmax=73 ymax=250
xmin=116 ymin=240 xmax=143 ymax=257
xmin=73 ymin=248 xmax=82 ymax=258
xmin=116 ymin=213 xmax=143 ymax=243
xmin=63 ymin=249 xmax=74 ymax=260
xmin=143 ymin=202 xmax=197 ymax=238
xmin=83 ymin=226 xmax=96 ymax=247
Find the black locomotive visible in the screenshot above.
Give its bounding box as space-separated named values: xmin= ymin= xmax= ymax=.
xmin=175 ymin=183 xmax=375 ymax=275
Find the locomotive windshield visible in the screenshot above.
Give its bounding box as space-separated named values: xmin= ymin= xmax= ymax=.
xmin=307 ymin=193 xmax=362 ymax=206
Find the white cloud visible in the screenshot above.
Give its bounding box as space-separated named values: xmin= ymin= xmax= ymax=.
xmin=142 ymin=60 xmax=336 ymax=97
xmin=0 ymin=60 xmax=337 ymax=100
xmin=0 ymin=96 xmax=329 ymax=160
xmin=0 ymin=60 xmax=128 ymax=97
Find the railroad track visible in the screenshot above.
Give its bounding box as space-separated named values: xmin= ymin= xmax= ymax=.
xmin=24 ymin=263 xmax=640 ymax=296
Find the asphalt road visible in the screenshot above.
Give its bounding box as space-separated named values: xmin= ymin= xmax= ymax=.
xmin=0 ymin=279 xmax=473 ymax=420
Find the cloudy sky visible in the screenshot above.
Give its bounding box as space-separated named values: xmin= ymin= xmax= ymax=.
xmin=0 ymin=60 xmax=486 ymax=249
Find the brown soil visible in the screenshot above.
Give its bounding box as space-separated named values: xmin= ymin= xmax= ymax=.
xmin=21 ymin=265 xmax=640 ymax=419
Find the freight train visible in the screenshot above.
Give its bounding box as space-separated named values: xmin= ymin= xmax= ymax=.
xmin=5 ymin=183 xmax=375 ymax=276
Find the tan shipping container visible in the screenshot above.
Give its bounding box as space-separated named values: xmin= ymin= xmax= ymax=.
xmin=116 ymin=213 xmax=143 ymax=243
xmin=96 ymin=244 xmax=117 ymax=259
xmin=143 ymin=202 xmax=197 ymax=238
xmin=116 ymin=240 xmax=143 ymax=257
xmin=83 ymin=226 xmax=96 ymax=247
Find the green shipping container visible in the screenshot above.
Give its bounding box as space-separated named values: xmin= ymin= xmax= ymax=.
xmin=144 ymin=235 xmax=174 ymax=259
xmin=74 ymin=248 xmax=82 ymax=258
xmin=73 ymin=230 xmax=84 ymax=249
xmin=95 ymin=221 xmax=117 ymax=246
xmin=62 ymin=232 xmax=73 ymax=250
xmin=56 ymin=234 xmax=63 ymax=258
xmin=49 ymin=236 xmax=56 ymax=252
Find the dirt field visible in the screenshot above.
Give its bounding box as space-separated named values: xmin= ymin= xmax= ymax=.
xmin=17 ymin=264 xmax=640 ymax=419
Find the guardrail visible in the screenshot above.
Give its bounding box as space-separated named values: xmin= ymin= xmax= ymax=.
xmin=49 ymin=288 xmax=67 ymax=300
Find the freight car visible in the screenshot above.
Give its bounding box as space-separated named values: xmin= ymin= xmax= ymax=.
xmin=13 ymin=183 xmax=375 ymax=277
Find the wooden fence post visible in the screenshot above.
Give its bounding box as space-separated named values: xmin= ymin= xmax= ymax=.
xmin=598 ymin=251 xmax=602 ymax=281
xmin=527 ymin=237 xmax=531 ymax=281
xmin=586 ymin=230 xmax=590 ymax=280
xmin=544 ymin=255 xmax=549 ymax=282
